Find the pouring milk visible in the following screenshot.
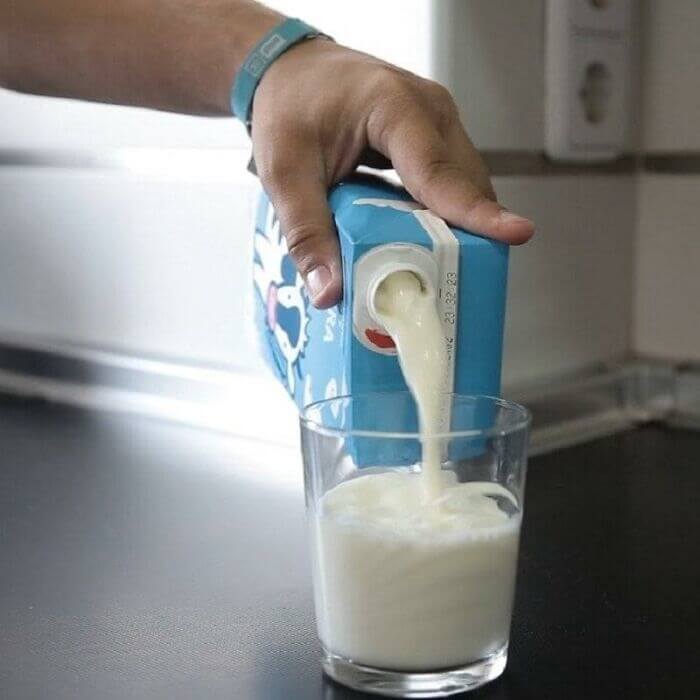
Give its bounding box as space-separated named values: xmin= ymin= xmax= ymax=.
xmin=310 ymin=270 xmax=521 ymax=671
xmin=373 ymin=270 xmax=447 ymax=501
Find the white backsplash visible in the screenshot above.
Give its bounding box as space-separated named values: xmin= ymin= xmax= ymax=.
xmin=642 ymin=0 xmax=700 ymax=152
xmin=499 ymin=175 xmax=636 ymax=386
xmin=634 ymin=174 xmax=700 ymax=361
xmin=0 ymin=161 xmax=638 ymax=387
xmin=0 ymin=158 xmax=262 ymax=371
xmin=431 ymin=0 xmax=545 ymax=151
xmin=1 ymin=0 xmax=698 ymax=395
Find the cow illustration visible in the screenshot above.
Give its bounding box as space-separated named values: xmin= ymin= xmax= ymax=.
xmin=253 ymin=205 xmax=309 ymax=394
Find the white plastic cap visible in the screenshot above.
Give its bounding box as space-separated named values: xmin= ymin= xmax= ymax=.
xmin=353 ymin=243 xmax=438 ymax=355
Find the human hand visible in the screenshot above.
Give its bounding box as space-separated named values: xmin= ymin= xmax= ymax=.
xmin=252 ymin=40 xmax=534 ymax=309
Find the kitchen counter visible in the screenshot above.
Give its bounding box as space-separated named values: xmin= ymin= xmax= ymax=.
xmin=1 ymin=393 xmax=698 ymax=699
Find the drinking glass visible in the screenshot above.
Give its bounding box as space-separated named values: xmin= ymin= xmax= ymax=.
xmin=301 ymin=393 xmax=530 ymax=698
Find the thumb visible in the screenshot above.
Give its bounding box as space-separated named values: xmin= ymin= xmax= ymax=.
xmin=260 ymin=162 xmax=342 ymax=309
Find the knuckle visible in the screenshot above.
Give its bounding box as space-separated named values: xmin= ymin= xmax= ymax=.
xmin=374 ymin=64 xmax=413 ymax=89
xmin=414 ymin=160 xmax=489 ymax=212
xmin=370 ymin=73 xmax=458 ymax=139
xmin=284 ymin=224 xmax=323 ymax=272
xmin=424 ymin=79 xmax=453 ymax=104
xmin=371 ymin=66 xmax=420 ymax=106
xmin=465 ymin=192 xmax=490 ymax=212
xmin=257 ymin=172 xmax=280 ymax=197
xmin=483 ymin=181 xmax=497 ymax=201
xmin=257 ymin=159 xmax=294 ymax=193
xmin=367 ymin=69 xmax=423 ymax=145
xmin=255 ymin=132 xmax=316 ymax=193
xmin=422 ymin=80 xmax=458 ymax=126
xmin=419 ymin=158 xmax=464 ymax=194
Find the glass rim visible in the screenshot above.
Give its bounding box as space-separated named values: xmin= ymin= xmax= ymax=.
xmin=301 ymin=392 xmax=531 ymax=440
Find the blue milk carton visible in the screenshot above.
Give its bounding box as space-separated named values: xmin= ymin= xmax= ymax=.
xmin=252 ymin=174 xmax=508 ymax=465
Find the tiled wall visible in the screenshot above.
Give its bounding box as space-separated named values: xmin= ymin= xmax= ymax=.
xmin=0 ymin=0 xmax=433 ymax=378
xmin=1 ymin=0 xmax=695 ymax=391
xmin=431 ymin=0 xmax=545 ymax=150
xmin=640 ymin=0 xmax=700 ymax=151
xmin=432 ymin=1 xmax=638 ymax=385
xmin=634 ymin=0 xmax=700 ymax=362
xmin=0 ymin=160 xmax=261 ymax=370
xmin=0 ymin=162 xmax=637 ymax=386
xmin=0 ymin=91 xmax=248 ymax=151
xmin=635 ymin=175 xmax=700 ymax=360
xmin=498 ymin=175 xmax=635 ymax=386
xmin=432 ymin=0 xmax=643 ymax=153
xmin=0 ymin=0 xmax=637 ymax=388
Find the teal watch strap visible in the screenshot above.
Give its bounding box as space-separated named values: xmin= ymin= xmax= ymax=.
xmin=231 ymin=18 xmax=329 ymax=126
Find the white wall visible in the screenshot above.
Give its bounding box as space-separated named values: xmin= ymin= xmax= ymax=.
xmin=431 ymin=0 xmax=645 ymax=154
xmin=431 ymin=0 xmax=545 ymax=151
xmin=0 ymin=0 xmax=431 ymax=373
xmin=633 ymin=0 xmax=700 ymax=362
xmin=0 ymin=1 xmax=645 ymax=389
xmin=0 ymin=165 xmax=637 ymax=386
xmin=0 ymin=0 xmax=431 ymax=151
xmin=267 ymin=0 xmax=432 ymax=78
xmin=431 ymin=1 xmax=638 ymax=384
xmin=0 ymin=92 xmax=248 ymax=151
xmin=641 ymin=0 xmax=700 ymax=152
xmin=0 ymin=160 xmax=261 ymax=371
xmin=500 ymin=175 xmax=635 ymax=386
xmin=635 ymin=175 xmax=700 ymax=360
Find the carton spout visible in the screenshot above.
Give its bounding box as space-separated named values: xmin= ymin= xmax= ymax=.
xmin=354 ymin=243 xmax=438 ymax=355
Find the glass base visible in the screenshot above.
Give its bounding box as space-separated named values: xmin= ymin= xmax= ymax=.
xmin=321 ymin=644 xmax=508 ymax=698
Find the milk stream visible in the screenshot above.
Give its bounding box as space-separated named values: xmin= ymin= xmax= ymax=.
xmin=311 ymin=270 xmax=520 ymax=670
xmin=373 ymin=270 xmax=447 ymax=502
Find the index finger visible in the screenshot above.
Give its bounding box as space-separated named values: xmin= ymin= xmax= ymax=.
xmin=381 ymin=109 xmax=534 ymax=244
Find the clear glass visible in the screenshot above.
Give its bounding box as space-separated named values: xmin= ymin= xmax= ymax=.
xmin=301 ymin=393 xmax=530 ymax=698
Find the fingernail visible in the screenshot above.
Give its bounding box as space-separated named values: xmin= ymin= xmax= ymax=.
xmin=306 ymin=265 xmax=332 ymax=301
xmin=499 ymin=210 xmax=533 ymax=226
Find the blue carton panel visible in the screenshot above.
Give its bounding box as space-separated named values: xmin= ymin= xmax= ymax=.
xmin=253 ymin=175 xmax=508 ymax=467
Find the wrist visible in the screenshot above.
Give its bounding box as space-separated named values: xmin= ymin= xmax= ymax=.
xmin=230 ymin=17 xmax=331 ymax=126
xmin=199 ymin=2 xmax=284 ymax=115
xmin=229 ymin=3 xmax=285 ymax=70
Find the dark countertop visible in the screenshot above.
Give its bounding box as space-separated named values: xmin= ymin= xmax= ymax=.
xmin=1 ymin=393 xmax=699 ymax=700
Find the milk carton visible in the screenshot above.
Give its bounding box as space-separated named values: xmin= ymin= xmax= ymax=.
xmin=253 ymin=174 xmax=508 ymax=464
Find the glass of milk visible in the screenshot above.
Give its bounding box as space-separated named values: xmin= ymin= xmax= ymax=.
xmin=301 ymin=392 xmax=530 ymax=698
